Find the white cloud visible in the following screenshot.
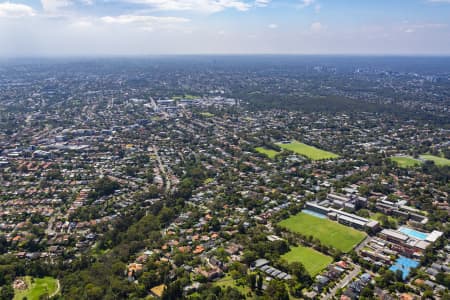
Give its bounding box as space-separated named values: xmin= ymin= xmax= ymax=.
xmin=123 ymin=0 xmax=252 ymax=13
xmin=255 ymin=0 xmax=270 ymax=7
xmin=70 ymin=19 xmax=93 ymax=28
xmin=314 ymin=4 xmax=321 ymax=12
xmin=310 ymin=21 xmax=324 ymax=32
xmin=101 ymin=14 xmax=189 ymax=25
xmin=401 ymin=23 xmax=447 ymax=33
xmin=0 ymin=2 xmax=35 ymax=17
xmin=101 ymin=14 xmax=190 ymax=31
xmin=298 ymin=0 xmax=315 ymax=8
xmin=268 ymin=23 xmax=277 ymax=29
xmin=41 ymin=0 xmax=72 ymax=13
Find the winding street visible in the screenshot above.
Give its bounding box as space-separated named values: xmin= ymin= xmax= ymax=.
xmin=153 ymin=146 xmax=171 ymax=193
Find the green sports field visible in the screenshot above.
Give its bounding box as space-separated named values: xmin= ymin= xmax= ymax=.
xmin=14 ymin=276 xmax=59 ymax=300
xmin=278 ymin=212 xmax=366 ymax=253
xmin=390 ymin=156 xmax=421 ymax=168
xmin=281 ymin=246 xmax=333 ymax=276
xmin=199 ymin=112 xmax=214 ymax=117
xmin=255 ymin=147 xmax=280 ymax=159
xmin=420 ymin=154 xmax=450 ymax=167
xmin=276 ymin=141 xmax=339 ymax=160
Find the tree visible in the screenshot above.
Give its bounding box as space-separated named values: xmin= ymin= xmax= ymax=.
xmin=158 ymin=207 xmax=175 ymax=226
xmin=379 ymin=270 xmax=396 ymax=288
xmin=223 ymin=287 xmax=244 ymax=300
xmin=257 ymin=274 xmax=263 ymax=291
xmin=85 ymin=284 xmax=104 ymax=300
xmin=89 ymin=177 xmax=120 ymax=199
xmin=0 ymin=236 xmax=8 ymax=254
xmin=248 ymin=274 xmax=256 ymax=291
xmin=395 ymin=269 xmax=403 ymax=282
xmin=162 ymin=280 xmax=182 ymax=300
xmin=215 ymin=248 xmax=229 ymax=262
xmin=0 ymin=284 xmax=14 ymax=300
xmin=358 ymin=184 xmax=370 ymax=196
xmin=265 ymin=280 xmax=289 ymax=300
xmin=210 ymin=217 xmax=221 ymax=232
xmin=289 ymin=262 xmax=311 ymax=284
xmin=422 ymin=289 xmax=434 ymax=299
xmin=361 ymin=285 xmax=374 ymax=298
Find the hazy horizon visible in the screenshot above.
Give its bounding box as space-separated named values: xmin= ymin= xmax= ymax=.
xmin=1 ymin=0 xmax=450 ymax=57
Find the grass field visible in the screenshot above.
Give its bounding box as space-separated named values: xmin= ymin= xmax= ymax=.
xmin=420 ymin=154 xmax=450 ymax=167
xmin=390 ymin=156 xmax=421 ymax=168
xmin=184 ymin=94 xmax=199 ymax=100
xmin=199 ymin=112 xmax=214 ymax=117
xmin=204 ymin=177 xmax=214 ymax=184
xmin=171 ymin=94 xmax=198 ymax=100
xmin=276 ymin=141 xmax=339 ymax=160
xmin=14 ymin=276 xmax=59 ymax=300
xmin=278 ymin=212 xmax=366 ymax=253
xmin=255 ymin=147 xmax=280 ymax=159
xmin=213 ymin=274 xmax=251 ymax=296
xmin=281 ymin=246 xmax=333 ymax=276
xmin=371 ymin=212 xmax=398 ymax=227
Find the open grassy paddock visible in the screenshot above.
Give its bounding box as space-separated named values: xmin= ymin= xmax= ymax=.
xmin=276 ymin=141 xmax=339 ymax=160
xmin=278 ymin=212 xmax=366 ymax=253
xmin=390 ymin=154 xmax=450 ymax=168
xmin=390 ymin=156 xmax=421 ymax=168
xmin=14 ymin=276 xmax=59 ymax=300
xmin=281 ymin=246 xmax=333 ymax=276
xmin=213 ymin=274 xmax=252 ymax=296
xmin=255 ymin=147 xmax=280 ymax=159
xmin=199 ymin=112 xmax=214 ymax=117
xmin=420 ymin=154 xmax=450 ymax=167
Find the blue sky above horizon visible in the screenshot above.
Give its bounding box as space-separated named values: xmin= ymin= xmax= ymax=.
xmin=1 ymin=0 xmax=450 ymax=56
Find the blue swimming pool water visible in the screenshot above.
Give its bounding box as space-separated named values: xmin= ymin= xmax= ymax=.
xmin=399 ymin=227 xmax=428 ymax=240
xmin=389 ymin=256 xmax=420 ymax=280
xmin=302 ymin=209 xmax=327 ymax=219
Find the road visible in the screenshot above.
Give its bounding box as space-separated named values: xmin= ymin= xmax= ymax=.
xmin=153 ymin=147 xmax=171 ymax=193
xmin=45 ymin=215 xmax=56 ymax=236
xmin=322 ymin=263 xmax=361 ymax=300
xmin=150 ymin=96 xmax=158 ymax=111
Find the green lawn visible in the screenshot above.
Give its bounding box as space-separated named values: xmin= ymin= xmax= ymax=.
xmin=390 ymin=156 xmax=421 ymax=168
xmin=420 ymin=154 xmax=450 ymax=167
xmin=371 ymin=212 xmax=398 ymax=227
xmin=199 ymin=112 xmax=214 ymax=117
xmin=281 ymin=246 xmax=333 ymax=276
xmin=14 ymin=276 xmax=59 ymax=300
xmin=184 ymin=94 xmax=199 ymax=100
xmin=204 ymin=177 xmax=214 ymax=184
xmin=171 ymin=95 xmax=198 ymax=100
xmin=255 ymin=147 xmax=280 ymax=159
xmin=276 ymin=141 xmax=339 ymax=160
xmin=278 ymin=213 xmax=366 ymax=253
xmin=213 ymin=275 xmax=252 ymax=297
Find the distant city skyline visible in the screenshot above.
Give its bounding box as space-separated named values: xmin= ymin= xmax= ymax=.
xmin=1 ymin=0 xmax=450 ymax=56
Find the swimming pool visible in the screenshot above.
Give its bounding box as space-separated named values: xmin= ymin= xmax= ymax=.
xmin=302 ymin=209 xmax=327 ymax=219
xmin=389 ymin=256 xmax=420 ymax=280
xmin=398 ymin=227 xmax=428 ymax=240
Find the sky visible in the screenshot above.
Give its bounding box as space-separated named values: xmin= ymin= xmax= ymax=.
xmin=0 ymin=0 xmax=450 ymax=56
